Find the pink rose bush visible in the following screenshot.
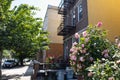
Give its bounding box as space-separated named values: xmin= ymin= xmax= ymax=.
xmin=69 ymin=22 xmax=120 ymax=79
xmin=96 ymin=21 xmax=103 ymax=27
xmin=75 ymin=33 xmax=80 ymax=39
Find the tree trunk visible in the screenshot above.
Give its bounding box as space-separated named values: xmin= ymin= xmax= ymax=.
xmin=33 ymin=49 xmax=43 ymax=80
xmin=37 ymin=49 xmax=43 ymax=62
xmin=20 ymin=58 xmax=24 ymax=66
xmin=43 ymin=50 xmax=46 ymax=63
xmin=0 ymin=49 xmax=2 ymax=80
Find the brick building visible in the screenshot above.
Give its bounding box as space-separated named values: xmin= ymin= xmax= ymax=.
xmin=57 ymin=0 xmax=120 ymax=61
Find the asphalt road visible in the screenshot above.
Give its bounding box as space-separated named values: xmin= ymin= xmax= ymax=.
xmin=2 ymin=62 xmax=33 ymax=80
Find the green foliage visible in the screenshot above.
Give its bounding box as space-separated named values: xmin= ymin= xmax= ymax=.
xmin=0 ymin=0 xmax=13 ymax=22
xmin=87 ymin=59 xmax=120 ymax=80
xmin=8 ymin=4 xmax=49 ymax=63
xmin=0 ymin=0 xmax=13 ymax=79
xmin=86 ymin=37 xmax=120 ymax=80
xmin=0 ymin=0 xmax=13 ymax=49
xmin=3 ymin=50 xmax=11 ymax=58
xmin=0 ymin=3 xmax=50 ymax=65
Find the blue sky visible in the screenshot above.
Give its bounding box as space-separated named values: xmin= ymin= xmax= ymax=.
xmin=11 ymin=0 xmax=61 ymax=20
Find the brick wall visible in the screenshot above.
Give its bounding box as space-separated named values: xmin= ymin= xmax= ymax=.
xmin=46 ymin=43 xmax=63 ymax=59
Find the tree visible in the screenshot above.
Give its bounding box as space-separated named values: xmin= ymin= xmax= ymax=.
xmin=0 ymin=1 xmax=49 ymax=79
xmin=0 ymin=0 xmax=13 ymax=79
xmin=8 ymin=4 xmax=49 ymax=65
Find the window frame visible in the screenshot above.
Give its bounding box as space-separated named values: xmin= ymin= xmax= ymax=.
xmin=72 ymin=10 xmax=76 ymax=26
xmin=78 ymin=4 xmax=83 ymax=21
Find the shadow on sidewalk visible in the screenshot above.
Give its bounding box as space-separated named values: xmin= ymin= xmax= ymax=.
xmin=2 ymin=74 xmax=23 ymax=80
xmin=24 ymin=61 xmax=33 ymax=76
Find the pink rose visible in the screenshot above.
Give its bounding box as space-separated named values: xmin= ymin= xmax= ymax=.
xmin=104 ymin=53 xmax=109 ymax=58
xmin=75 ymin=33 xmax=80 ymax=39
xmin=79 ymin=57 xmax=85 ymax=62
xmin=70 ymin=48 xmax=74 ymax=53
xmin=81 ymin=44 xmax=85 ymax=48
xmin=115 ymin=38 xmax=119 ymax=44
xmin=73 ymin=50 xmax=78 ymax=54
xmin=81 ymin=49 xmax=86 ymax=54
xmin=73 ymin=42 xmax=78 ymax=46
xmin=104 ymin=49 xmax=109 ymax=53
xmin=102 ymin=49 xmax=109 ymax=55
xmin=116 ymin=60 xmax=120 ymax=64
xmin=85 ymin=38 xmax=89 ymax=43
xmin=82 ymin=31 xmax=87 ymax=37
xmin=70 ymin=47 xmax=78 ymax=53
xmin=96 ymin=22 xmax=102 ymax=27
xmin=108 ymin=77 xmax=114 ymax=80
xmin=70 ymin=55 xmax=77 ymax=61
xmin=88 ymin=72 xmax=93 ymax=77
xmin=77 ymin=64 xmax=82 ymax=69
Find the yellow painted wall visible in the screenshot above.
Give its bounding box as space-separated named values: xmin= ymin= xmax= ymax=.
xmin=47 ymin=6 xmax=63 ymax=43
xmin=87 ymin=0 xmax=120 ymax=41
xmin=44 ymin=5 xmax=63 ymax=60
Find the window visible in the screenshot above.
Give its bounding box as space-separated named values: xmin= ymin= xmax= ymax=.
xmin=78 ymin=4 xmax=83 ymax=21
xmin=72 ymin=11 xmax=76 ymax=26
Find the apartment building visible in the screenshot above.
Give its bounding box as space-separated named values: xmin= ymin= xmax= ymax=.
xmin=43 ymin=5 xmax=63 ymax=60
xmin=57 ymin=0 xmax=120 ymax=61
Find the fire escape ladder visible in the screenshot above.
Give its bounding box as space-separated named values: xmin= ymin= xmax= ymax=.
xmin=57 ymin=0 xmax=75 ymax=36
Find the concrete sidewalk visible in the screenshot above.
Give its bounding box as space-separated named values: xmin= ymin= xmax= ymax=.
xmin=20 ymin=76 xmax=31 ymax=80
xmin=21 ymin=61 xmax=33 ymax=80
xmin=2 ymin=61 xmax=33 ymax=80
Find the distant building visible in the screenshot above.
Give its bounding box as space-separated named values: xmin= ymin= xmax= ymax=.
xmin=58 ymin=0 xmax=120 ymax=61
xmin=43 ymin=5 xmax=63 ymax=60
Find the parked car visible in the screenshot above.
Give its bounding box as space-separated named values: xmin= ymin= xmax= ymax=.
xmin=3 ymin=59 xmax=17 ymax=68
xmin=2 ymin=59 xmax=5 ymax=67
xmin=23 ymin=58 xmax=30 ymax=63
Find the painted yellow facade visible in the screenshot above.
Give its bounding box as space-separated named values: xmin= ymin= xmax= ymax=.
xmin=87 ymin=0 xmax=120 ymax=41
xmin=43 ymin=5 xmax=63 ymax=59
xmin=44 ymin=5 xmax=63 ymax=43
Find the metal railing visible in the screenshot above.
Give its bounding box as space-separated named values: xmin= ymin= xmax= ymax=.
xmin=58 ymin=0 xmax=64 ymax=14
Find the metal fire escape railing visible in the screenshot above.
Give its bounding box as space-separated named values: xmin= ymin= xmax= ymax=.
xmin=58 ymin=0 xmax=75 ymax=14
xmin=58 ymin=0 xmax=64 ymax=14
xmin=57 ymin=0 xmax=75 ymax=35
xmin=57 ymin=18 xmax=64 ymax=35
xmin=57 ymin=0 xmax=67 ymax=35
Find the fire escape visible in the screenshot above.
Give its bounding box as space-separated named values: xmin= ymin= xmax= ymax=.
xmin=57 ymin=0 xmax=76 ymax=36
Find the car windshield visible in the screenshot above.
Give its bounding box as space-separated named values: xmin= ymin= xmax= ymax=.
xmin=5 ymin=60 xmax=15 ymax=62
